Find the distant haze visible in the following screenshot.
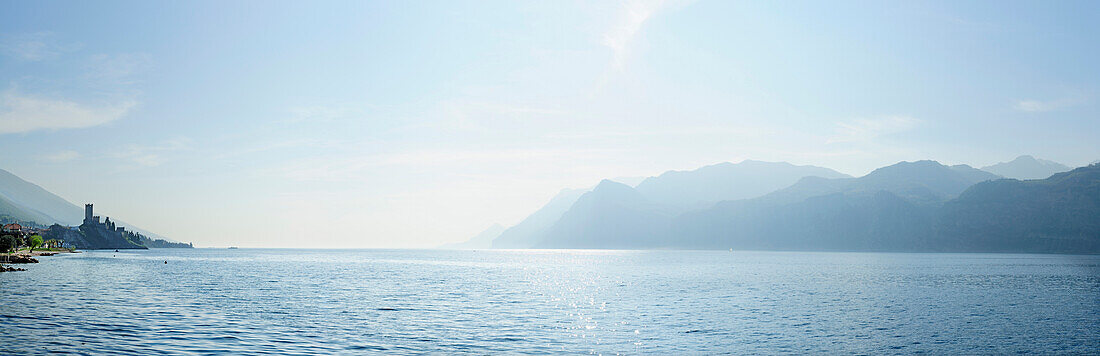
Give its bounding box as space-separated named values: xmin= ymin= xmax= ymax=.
xmin=981 ymin=155 xmax=1073 ymax=180
xmin=1 ymin=1 xmax=1098 ymax=248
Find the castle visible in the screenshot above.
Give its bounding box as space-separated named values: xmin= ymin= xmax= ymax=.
xmin=83 ymin=204 xmax=126 ymax=234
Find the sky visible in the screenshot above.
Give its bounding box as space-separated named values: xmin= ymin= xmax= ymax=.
xmin=1 ymin=0 xmax=1098 ymax=248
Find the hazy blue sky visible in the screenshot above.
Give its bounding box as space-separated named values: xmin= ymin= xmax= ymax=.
xmin=1 ymin=0 xmax=1097 ymax=247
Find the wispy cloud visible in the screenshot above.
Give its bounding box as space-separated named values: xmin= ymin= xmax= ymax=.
xmin=827 ymin=116 xmax=920 ymax=144
xmin=544 ymin=125 xmax=770 ymax=140
xmin=0 ymin=32 xmax=78 ymax=61
xmin=435 ymin=100 xmax=565 ymax=130
xmin=275 ymin=148 xmax=624 ymax=182
xmin=113 ymin=137 xmax=192 ymax=167
xmin=42 ymin=150 xmax=80 ymax=162
xmin=602 ymin=0 xmax=668 ymax=70
xmin=287 ymin=104 xmax=368 ymax=123
xmin=0 ymin=89 xmax=136 ymax=134
xmin=1013 ymin=97 xmax=1083 ymax=112
xmin=86 ymin=53 xmax=152 ymax=87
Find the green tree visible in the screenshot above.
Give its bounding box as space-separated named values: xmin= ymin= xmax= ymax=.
xmin=0 ymin=235 xmax=13 ymax=252
xmin=0 ymin=235 xmax=16 ymax=264
xmin=28 ymin=234 xmax=43 ymax=252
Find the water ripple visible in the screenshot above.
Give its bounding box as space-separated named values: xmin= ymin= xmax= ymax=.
xmin=1 ymin=249 xmax=1097 ymax=354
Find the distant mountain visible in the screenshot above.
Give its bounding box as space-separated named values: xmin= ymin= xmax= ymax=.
xmin=491 ymin=188 xmax=588 ymax=248
xmin=682 ymin=161 xmax=1099 ymax=253
xmin=440 ymin=223 xmax=505 ymax=249
xmin=524 ymin=160 xmax=1099 ymax=253
xmin=634 ymin=160 xmax=849 ymax=210
xmin=608 ymin=176 xmax=647 ymax=187
xmin=494 ymin=160 xmax=850 ymax=249
xmin=533 ymin=180 xmax=674 ymax=249
xmin=1 ymin=194 xmax=56 ymax=226
xmin=757 ymin=161 xmax=998 ymax=207
xmin=674 ymin=188 xmax=936 ymax=251
xmin=491 ymin=159 xmax=1098 ymax=253
xmin=981 ymin=155 xmax=1071 ymax=180
xmin=0 ymin=167 xmax=177 ymax=246
xmin=935 ymin=164 xmax=1100 ymax=253
xmin=668 ymin=160 xmax=990 ymax=250
xmin=0 ymin=168 xmax=84 ymax=225
xmin=949 ymin=164 xmax=1003 ymax=183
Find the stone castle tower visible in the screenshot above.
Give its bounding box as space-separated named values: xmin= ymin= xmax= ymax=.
xmin=83 ymin=204 xmax=101 ymax=226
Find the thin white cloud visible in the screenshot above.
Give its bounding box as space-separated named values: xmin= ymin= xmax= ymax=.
xmin=544 ymin=125 xmax=770 ymax=140
xmin=113 ymin=137 xmax=192 ymax=167
xmin=0 ymin=32 xmax=80 ymax=61
xmin=827 ymin=116 xmax=920 ymax=144
xmin=42 ymin=150 xmax=80 ymax=162
xmin=275 ymin=147 xmax=624 ymax=182
xmin=1013 ymin=97 xmax=1082 ymax=112
xmin=86 ymin=53 xmax=152 ymax=86
xmin=602 ymin=0 xmax=668 ymax=70
xmin=287 ymin=104 xmax=367 ymax=123
xmin=0 ymin=89 xmax=136 ymax=134
xmin=436 ymin=100 xmax=565 ymax=130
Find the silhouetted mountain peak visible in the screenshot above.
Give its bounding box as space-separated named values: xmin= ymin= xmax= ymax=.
xmin=594 ymin=179 xmax=631 ymax=190
xmin=948 ymin=164 xmax=1002 ymax=182
xmin=585 ymin=180 xmax=650 ymax=206
xmin=758 ymin=160 xmax=995 ymax=207
xmin=490 ymin=187 xmax=588 ymax=249
xmin=633 ymin=160 xmax=849 ymax=209
xmin=981 ymin=155 xmax=1071 ymax=180
xmin=864 ymin=160 xmax=946 ymax=177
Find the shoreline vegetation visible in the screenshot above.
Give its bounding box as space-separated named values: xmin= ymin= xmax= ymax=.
xmin=1 ymin=168 xmax=195 ymax=250
xmin=0 ymin=247 xmax=79 ymax=272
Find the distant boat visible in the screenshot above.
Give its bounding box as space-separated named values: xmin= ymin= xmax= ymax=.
xmin=228 ymin=247 xmax=239 ymax=249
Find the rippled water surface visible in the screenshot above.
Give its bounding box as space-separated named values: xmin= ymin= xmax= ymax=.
xmin=1 ymin=249 xmax=1098 ymax=354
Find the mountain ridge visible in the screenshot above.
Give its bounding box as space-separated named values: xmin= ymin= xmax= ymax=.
xmin=496 ymin=159 xmax=1098 ymax=254
xmin=0 ymin=167 xmax=172 ymax=243
xmin=981 ymin=155 xmax=1071 ymax=180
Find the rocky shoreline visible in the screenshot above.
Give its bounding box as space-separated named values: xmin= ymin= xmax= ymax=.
xmin=0 ymin=250 xmax=79 ymax=272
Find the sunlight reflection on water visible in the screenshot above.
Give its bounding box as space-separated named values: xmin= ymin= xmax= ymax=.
xmin=1 ymin=249 xmax=1097 ymax=354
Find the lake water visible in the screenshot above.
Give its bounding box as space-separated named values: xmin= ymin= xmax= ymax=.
xmin=1 ymin=249 xmax=1097 ymax=354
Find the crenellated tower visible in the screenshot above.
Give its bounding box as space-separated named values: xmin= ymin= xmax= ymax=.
xmin=84 ymin=204 xmax=94 ymax=225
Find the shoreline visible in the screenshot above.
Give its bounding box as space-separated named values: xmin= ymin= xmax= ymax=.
xmin=0 ymin=249 xmax=80 ymax=272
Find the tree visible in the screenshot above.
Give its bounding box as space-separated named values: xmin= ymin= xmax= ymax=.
xmin=28 ymin=234 xmax=43 ymax=252
xmin=0 ymin=235 xmax=16 ymax=264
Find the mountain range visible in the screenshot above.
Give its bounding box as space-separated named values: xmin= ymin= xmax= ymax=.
xmin=0 ymin=168 xmax=171 ymax=244
xmin=982 ymin=155 xmax=1072 ymax=180
xmin=490 ymin=161 xmax=850 ymax=249
xmin=0 ymin=169 xmax=86 ymax=226
xmin=451 ymin=156 xmax=1096 ymax=254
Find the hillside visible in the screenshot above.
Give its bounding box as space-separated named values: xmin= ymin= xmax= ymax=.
xmin=935 ymin=164 xmax=1100 ymax=253
xmin=495 ymin=160 xmax=851 ymax=249
xmin=491 ymin=188 xmax=588 ymax=248
xmin=533 ymin=180 xmax=674 ymax=249
xmin=634 ymin=160 xmax=849 ymax=210
xmin=0 ymin=169 xmax=83 ymax=225
xmin=512 ymin=160 xmax=1097 ymax=253
xmin=669 ymin=160 xmax=979 ymax=251
xmin=0 ymin=167 xmax=181 ymax=247
xmin=981 ymin=155 xmax=1071 ymax=180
